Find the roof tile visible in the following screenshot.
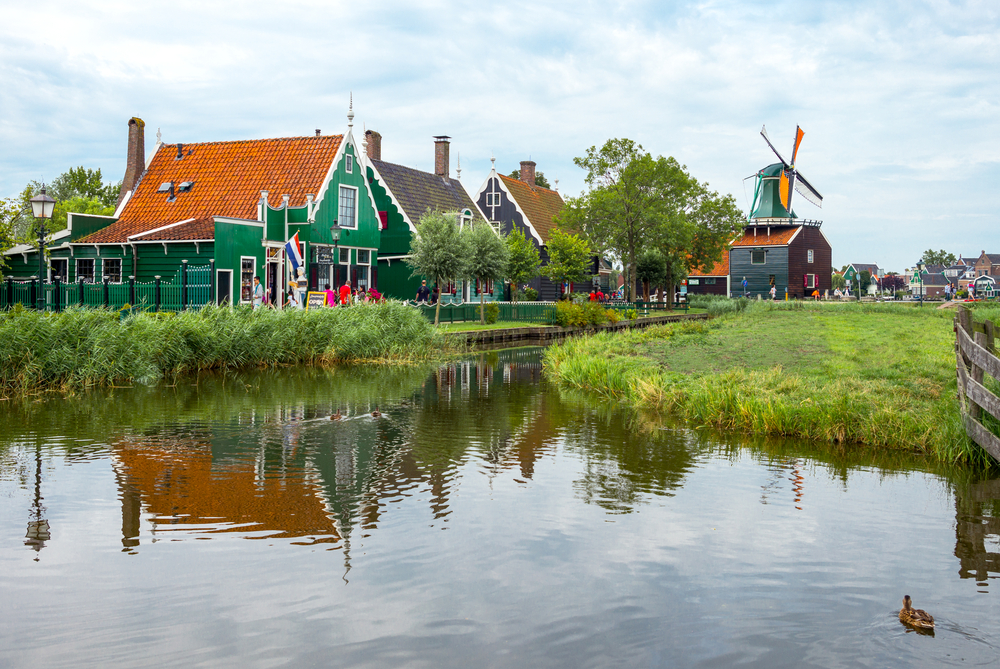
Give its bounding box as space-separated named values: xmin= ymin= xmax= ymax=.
xmin=499 ymin=175 xmax=564 ymax=244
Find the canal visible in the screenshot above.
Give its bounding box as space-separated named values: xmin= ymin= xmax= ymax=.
xmin=1 ymin=348 xmax=998 ymax=667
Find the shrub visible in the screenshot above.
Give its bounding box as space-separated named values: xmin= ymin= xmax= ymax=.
xmin=479 ymin=302 xmax=500 ymax=324
xmin=606 ymin=309 xmax=621 ymax=324
xmin=624 ymin=308 xmax=638 ymax=320
xmin=546 ymin=301 xmax=609 ymax=327
xmin=522 ymin=287 xmax=538 ymax=301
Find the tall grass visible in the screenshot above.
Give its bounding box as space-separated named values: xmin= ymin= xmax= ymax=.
xmin=0 ymin=302 xmax=442 ymax=393
xmin=544 ymin=302 xmax=989 ymax=465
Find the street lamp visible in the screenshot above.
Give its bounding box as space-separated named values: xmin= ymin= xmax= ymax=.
xmin=29 ymin=186 xmax=56 ymax=311
xmin=330 ymin=221 xmax=341 ymax=287
xmin=915 ymin=259 xmax=925 ymax=305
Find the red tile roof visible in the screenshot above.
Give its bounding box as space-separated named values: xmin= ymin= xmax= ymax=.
xmin=689 ymin=255 xmax=729 ymax=277
xmin=730 ymin=226 xmax=800 ymax=247
xmin=80 ymin=135 xmax=343 ymax=243
xmin=499 ymin=174 xmax=564 ymax=244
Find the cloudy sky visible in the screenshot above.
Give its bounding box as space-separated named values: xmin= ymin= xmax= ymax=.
xmin=1 ymin=0 xmax=996 ymax=271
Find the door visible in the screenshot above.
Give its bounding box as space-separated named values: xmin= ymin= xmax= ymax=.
xmin=266 ymin=262 xmax=278 ymax=306
xmin=217 ymin=269 xmax=232 ymax=305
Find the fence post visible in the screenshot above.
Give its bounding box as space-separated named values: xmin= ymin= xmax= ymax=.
xmin=5 ymin=277 xmax=11 ymax=308
xmin=31 ymin=277 xmax=37 ymax=310
xmin=103 ymin=277 xmax=110 ymax=308
xmin=209 ymin=259 xmax=215 ymax=305
xmin=78 ymin=277 xmax=85 ymax=307
xmin=54 ymin=276 xmax=61 ymax=313
xmin=181 ymin=259 xmax=188 ymax=310
xmin=129 ymin=276 xmax=136 ymax=307
xmin=154 ymin=276 xmax=161 ymax=313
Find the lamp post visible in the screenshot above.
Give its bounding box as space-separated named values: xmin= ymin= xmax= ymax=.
xmin=915 ymin=260 xmax=925 ymax=305
xmin=29 ymin=186 xmax=56 ymax=311
xmin=330 ymin=222 xmax=341 ymax=288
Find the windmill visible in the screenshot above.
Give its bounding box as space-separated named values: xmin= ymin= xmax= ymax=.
xmin=748 ymin=125 xmax=823 ymax=223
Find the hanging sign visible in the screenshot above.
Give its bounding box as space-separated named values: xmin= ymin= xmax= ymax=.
xmin=316 ymin=248 xmax=334 ymax=265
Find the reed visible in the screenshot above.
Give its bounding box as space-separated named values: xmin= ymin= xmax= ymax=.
xmin=544 ymin=302 xmax=987 ymax=465
xmin=0 ymin=302 xmax=442 ymax=394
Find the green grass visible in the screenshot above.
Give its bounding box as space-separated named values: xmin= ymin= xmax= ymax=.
xmin=544 ymin=301 xmax=990 ymax=465
xmin=0 ymin=302 xmax=445 ymax=394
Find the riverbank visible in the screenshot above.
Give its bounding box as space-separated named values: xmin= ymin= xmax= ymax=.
xmin=443 ymin=312 xmax=709 ymax=346
xmin=0 ymin=302 xmax=443 ymax=395
xmin=544 ymin=301 xmax=991 ymax=465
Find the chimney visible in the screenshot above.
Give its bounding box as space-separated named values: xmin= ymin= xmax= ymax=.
xmin=118 ymin=117 xmax=145 ymax=208
xmin=434 ymin=136 xmax=450 ymax=178
xmin=366 ymin=130 xmax=382 ymax=161
xmin=520 ymin=160 xmax=537 ymax=187
xmin=315 ymin=129 xmax=321 ymax=136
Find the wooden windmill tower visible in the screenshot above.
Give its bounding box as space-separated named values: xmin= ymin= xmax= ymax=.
xmin=728 ymin=125 xmax=832 ymax=299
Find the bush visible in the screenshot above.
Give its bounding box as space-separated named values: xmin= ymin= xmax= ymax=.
xmin=606 ymin=309 xmax=621 ymax=324
xmin=624 ymin=308 xmax=638 ymax=320
xmin=522 ymin=287 xmax=538 ymax=301
xmin=546 ymin=301 xmax=609 ymax=327
xmin=479 ymin=302 xmax=500 ymax=324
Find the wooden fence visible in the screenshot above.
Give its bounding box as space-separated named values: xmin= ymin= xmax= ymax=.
xmin=955 ymin=308 xmax=1000 ymax=461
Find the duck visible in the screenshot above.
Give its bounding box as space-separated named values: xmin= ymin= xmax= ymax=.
xmin=371 ymin=409 xmax=382 ymax=418
xmin=330 ymin=412 xmax=342 ymax=421
xmin=899 ymin=595 xmax=934 ymax=629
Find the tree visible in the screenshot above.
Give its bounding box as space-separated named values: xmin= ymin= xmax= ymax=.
xmin=463 ymin=222 xmax=509 ymax=323
xmin=882 ymin=274 xmax=906 ymax=292
xmin=859 ymin=270 xmax=872 ymax=292
xmin=49 ymin=167 xmax=120 ymax=207
xmin=505 ymin=227 xmax=540 ymax=302
xmin=636 ymin=249 xmax=667 ymax=302
xmin=541 ymin=228 xmax=593 ymax=296
xmin=0 ymin=197 xmax=22 ymax=277
xmin=508 ymin=169 xmax=551 ymax=189
xmin=405 ymin=211 xmax=470 ymax=325
xmin=10 ymin=167 xmax=121 ymax=243
xmin=920 ymin=249 xmax=957 ymax=268
xmin=831 ymin=272 xmax=846 ymax=290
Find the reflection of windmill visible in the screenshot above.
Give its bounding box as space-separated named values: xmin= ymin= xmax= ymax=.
xmin=748 ymin=125 xmax=824 ymax=225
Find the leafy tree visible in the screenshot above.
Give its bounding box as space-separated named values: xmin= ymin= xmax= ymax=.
xmin=508 ymin=169 xmax=551 ymax=189
xmin=541 ymin=228 xmax=593 ymax=296
xmin=49 ymin=167 xmax=120 ymax=207
xmin=405 ymin=211 xmax=469 ymax=326
xmin=920 ymin=249 xmax=957 ymax=268
xmin=505 ymin=227 xmax=540 ymax=302
xmin=463 ymin=222 xmax=509 ymax=323
xmin=0 ymin=197 xmax=23 ymax=277
xmin=10 ymin=167 xmax=121 ymax=242
xmin=859 ymin=270 xmax=872 ymax=292
xmin=882 ymin=274 xmax=906 ymax=292
xmin=636 ymin=249 xmax=667 ymax=302
xmin=831 ymin=272 xmax=846 ymax=290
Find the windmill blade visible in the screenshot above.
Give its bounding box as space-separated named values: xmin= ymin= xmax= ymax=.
xmin=778 ymin=170 xmax=791 ymax=211
xmin=786 ymin=170 xmax=798 ymax=213
xmin=793 ymin=171 xmax=823 ymax=208
xmin=760 ymin=125 xmax=789 ymax=166
xmin=790 ymin=126 xmax=805 ymax=165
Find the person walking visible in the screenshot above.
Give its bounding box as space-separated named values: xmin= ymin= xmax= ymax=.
xmin=252 ymin=276 xmax=264 ymax=310
xmin=769 ymin=285 xmax=776 ymax=301
xmin=287 ymin=287 xmax=303 ymax=309
xmin=416 ymin=280 xmax=430 ymax=304
xmin=339 ymin=280 xmax=352 ymax=306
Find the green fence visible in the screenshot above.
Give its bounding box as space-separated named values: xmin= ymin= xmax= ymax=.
xmin=413 ymin=300 xmax=687 ymax=324
xmin=1 ymin=263 xmax=216 ymax=312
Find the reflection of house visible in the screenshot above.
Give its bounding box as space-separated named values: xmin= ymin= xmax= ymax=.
xmin=954 ymin=478 xmax=1000 ymax=582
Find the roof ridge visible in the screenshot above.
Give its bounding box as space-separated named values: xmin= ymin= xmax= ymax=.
xmin=160 ymin=135 xmax=344 ymax=148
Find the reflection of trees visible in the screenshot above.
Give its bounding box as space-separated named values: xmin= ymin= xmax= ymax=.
xmin=953 ymin=477 xmax=1000 ymax=584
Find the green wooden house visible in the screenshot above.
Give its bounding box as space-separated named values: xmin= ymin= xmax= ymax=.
xmin=4 ymin=108 xmax=381 ymax=307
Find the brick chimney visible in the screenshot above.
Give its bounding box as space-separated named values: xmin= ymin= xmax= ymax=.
xmin=520 ymin=160 xmax=537 ymax=187
xmin=434 ymin=136 xmax=450 ymax=178
xmin=366 ymin=130 xmax=382 ymax=161
xmin=118 ymin=117 xmax=145 ymax=208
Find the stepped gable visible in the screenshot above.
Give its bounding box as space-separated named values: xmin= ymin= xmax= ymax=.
xmin=730 ymin=226 xmax=800 ymax=246
xmin=80 ymin=135 xmax=343 ymax=243
xmin=498 ymin=174 xmax=564 ymax=244
xmin=371 ymin=159 xmax=484 ymax=223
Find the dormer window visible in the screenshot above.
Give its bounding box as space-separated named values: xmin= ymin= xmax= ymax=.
xmin=157 ymin=182 xmax=172 ymax=192
xmin=178 ymin=181 xmax=194 ymax=192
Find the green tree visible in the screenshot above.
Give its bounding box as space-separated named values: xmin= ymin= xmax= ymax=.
xmin=920 ymin=249 xmax=957 ymax=268
xmin=406 ymin=211 xmax=470 ymax=326
xmin=463 ymin=222 xmax=509 ymax=323
xmin=508 ymin=169 xmax=551 ymax=189
xmin=831 ymin=272 xmax=846 ymax=290
xmin=636 ymin=249 xmax=667 ymax=302
xmin=0 ymin=197 xmax=23 ymax=277
xmin=541 ymin=229 xmax=593 ymax=296
xmin=505 ymin=227 xmax=541 ymax=302
xmin=859 ymin=270 xmax=872 ymax=292
xmin=50 ymin=167 xmax=120 ymax=206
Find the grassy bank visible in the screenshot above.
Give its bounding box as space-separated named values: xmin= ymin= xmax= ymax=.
xmin=0 ymin=301 xmax=443 ymax=394
xmin=544 ymin=301 xmax=989 ymax=465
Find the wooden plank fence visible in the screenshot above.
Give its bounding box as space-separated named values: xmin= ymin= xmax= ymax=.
xmin=955 ymin=307 xmax=1000 ymax=461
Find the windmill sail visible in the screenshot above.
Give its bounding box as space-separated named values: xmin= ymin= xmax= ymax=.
xmin=793 ymin=172 xmax=823 ymax=208
xmin=760 ymin=125 xmax=789 ymax=166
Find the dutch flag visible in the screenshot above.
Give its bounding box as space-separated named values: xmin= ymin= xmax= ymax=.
xmin=285 ymin=232 xmax=303 ymax=273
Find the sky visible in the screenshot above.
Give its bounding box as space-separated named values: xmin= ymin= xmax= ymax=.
xmin=1 ymin=0 xmax=997 ymax=272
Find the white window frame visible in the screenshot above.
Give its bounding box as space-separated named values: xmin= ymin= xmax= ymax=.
xmin=750 ymin=250 xmax=766 ymax=265
xmin=356 ymin=249 xmax=371 ymax=265
xmin=807 ymin=249 xmax=814 ymax=264
xmin=76 ymin=258 xmax=95 ymax=283
xmin=339 ymin=185 xmax=358 ymax=229
xmin=240 ymin=256 xmax=256 ymax=304
xmin=688 ymin=278 xmax=700 ymax=285
xmin=345 ymin=154 xmax=353 ymax=174
xmin=339 ymin=247 xmax=350 ymax=265
xmin=102 ymin=258 xmax=122 ymax=283
xmin=805 ymin=274 xmax=816 ymax=289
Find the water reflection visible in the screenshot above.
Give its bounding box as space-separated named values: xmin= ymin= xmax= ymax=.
xmin=954 ymin=478 xmax=1000 ymax=589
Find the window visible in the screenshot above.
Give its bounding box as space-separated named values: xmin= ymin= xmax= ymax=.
xmin=51 ymin=259 xmax=68 ymax=281
xmin=751 ymin=250 xmax=766 ymax=265
xmin=705 ymin=278 xmax=716 ymax=285
xmin=345 ymin=154 xmax=353 ymax=174
xmin=688 ymin=278 xmax=700 ymax=285
xmin=241 ymin=257 xmax=255 ymax=303
xmin=486 ymin=192 xmax=499 ymax=207
xmin=103 ymin=258 xmax=122 ymax=283
xmin=76 ymin=259 xmax=95 ymax=283
xmin=339 ymin=247 xmax=350 ymax=265
xmin=475 ymin=278 xmax=493 ymax=295
xmin=805 ymin=274 xmax=816 ymax=289
xmin=339 ymin=185 xmax=357 ymax=228
xmin=357 ymin=249 xmax=371 ymax=265
xmin=460 ymin=209 xmax=473 ymax=228
xmin=807 ymin=249 xmax=814 ymax=263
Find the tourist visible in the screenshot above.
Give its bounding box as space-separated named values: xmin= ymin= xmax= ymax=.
xmin=324 ymin=283 xmax=336 ymax=307
xmin=252 ymin=276 xmax=264 ymax=310
xmin=287 ymin=287 xmax=302 ymax=309
xmin=769 ymin=285 xmax=776 ymax=300
xmin=597 ymin=289 xmax=605 ymax=302
xmin=431 ymin=285 xmax=439 ymax=305
xmin=339 ymin=280 xmax=352 ymax=306
xmin=416 ymin=280 xmax=430 ymax=304
xmin=589 ymin=290 xmax=596 ymax=302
